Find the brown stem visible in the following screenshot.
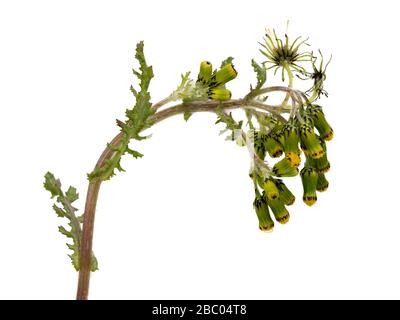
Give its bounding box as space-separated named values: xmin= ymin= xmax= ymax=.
xmin=76 ymin=133 xmax=123 ymax=300
xmin=76 ymin=180 xmax=100 ymax=299
xmin=76 ymin=95 xmax=291 ymax=299
xmin=151 ymin=98 xmax=288 ymax=124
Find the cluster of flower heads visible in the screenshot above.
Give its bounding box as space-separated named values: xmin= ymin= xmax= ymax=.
xmin=196 ymin=61 xmax=237 ymax=101
xmin=252 ymin=104 xmax=333 ymax=232
xmin=190 ymin=28 xmax=332 ymax=232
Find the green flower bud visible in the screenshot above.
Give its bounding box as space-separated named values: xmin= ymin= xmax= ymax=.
xmin=274 ymin=127 xmax=285 ymax=145
xmin=281 ymin=120 xmax=301 ymax=167
xmin=253 ymin=193 xmax=274 ymax=232
xmin=306 ymin=156 xmax=330 ymax=173
xmin=305 ymin=137 xmax=330 ymax=173
xmin=264 ymin=132 xmax=283 ymax=158
xmin=209 ymin=63 xmax=238 ymax=88
xmin=283 ymin=120 xmax=300 ymax=154
xmin=316 ymin=173 xmax=329 ymax=192
xmin=307 ymin=105 xmax=334 ymax=141
xmin=272 ymin=157 xmax=299 ymax=177
xmin=207 ymin=87 xmax=232 ymax=101
xmin=265 ymin=136 xmax=283 ymax=158
xmin=299 ymin=122 xmax=324 ymax=159
xmin=300 ymin=166 xmax=318 ymax=206
xmin=266 ymin=196 xmax=290 ymax=224
xmin=263 ymin=178 xmax=280 ymax=200
xmin=275 ymin=179 xmax=296 ymax=205
xmin=252 ymin=131 xmax=266 ymax=159
xmin=197 ymin=61 xmax=213 ymax=86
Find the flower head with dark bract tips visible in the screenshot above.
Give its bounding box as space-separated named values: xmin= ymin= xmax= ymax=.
xmin=300 ymin=166 xmax=318 ymax=206
xmin=305 ymin=136 xmax=330 ymax=173
xmin=283 ymin=120 xmax=300 ymax=154
xmin=266 ymin=196 xmax=290 ymax=224
xmin=299 ymin=121 xmax=324 ymax=159
xmin=263 ymin=124 xmax=285 ymax=158
xmin=197 ymin=61 xmax=213 ymax=85
xmin=264 ymin=133 xmax=283 ymax=158
xmin=209 ymin=63 xmax=238 ymax=88
xmin=316 ymin=173 xmax=329 ymax=192
xmin=272 ymin=156 xmax=299 ymax=177
xmin=306 ymin=104 xmax=334 ymax=141
xmin=196 ymin=61 xmax=238 ymax=102
xmin=207 ymin=87 xmax=231 ymax=101
xmin=253 ymin=191 xmax=274 ymax=232
xmin=275 ymin=179 xmax=296 ymax=205
xmin=252 ymin=130 xmax=267 ymax=160
xmin=263 ymin=178 xmax=280 ymax=200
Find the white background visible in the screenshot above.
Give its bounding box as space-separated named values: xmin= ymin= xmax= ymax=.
xmin=1 ymin=0 xmax=399 ymax=299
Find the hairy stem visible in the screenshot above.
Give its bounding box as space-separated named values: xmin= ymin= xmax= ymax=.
xmin=76 ymin=92 xmax=295 ymax=299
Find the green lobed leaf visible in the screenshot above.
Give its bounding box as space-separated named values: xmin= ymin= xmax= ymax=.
xmin=125 ymin=41 xmax=155 ymax=131
xmin=44 ymin=172 xmax=62 ymax=198
xmin=66 ymin=186 xmax=78 ymax=203
xmin=215 ymin=108 xmax=243 ymax=142
xmin=77 ymin=215 xmax=84 ymax=224
xmin=44 ymin=172 xmax=98 ymax=271
xmin=251 ymin=59 xmax=267 ymax=90
xmin=183 ymin=111 xmax=192 ymax=121
xmin=58 ymin=226 xmax=72 ymax=238
xmin=52 ymin=204 xmax=65 ymax=218
xmin=88 ymin=41 xmax=154 ymax=182
xmin=68 ymin=246 xmax=80 ymax=272
xmin=126 ymin=148 xmax=144 ymax=159
xmin=216 ymin=110 xmax=242 ymax=131
xmin=90 ymin=255 xmax=99 ymax=272
xmin=170 ymin=72 xmax=195 ymax=102
xmin=220 ymin=57 xmax=234 ymax=68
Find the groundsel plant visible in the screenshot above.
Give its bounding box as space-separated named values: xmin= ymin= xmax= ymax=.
xmin=44 ymin=28 xmax=333 ymax=299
